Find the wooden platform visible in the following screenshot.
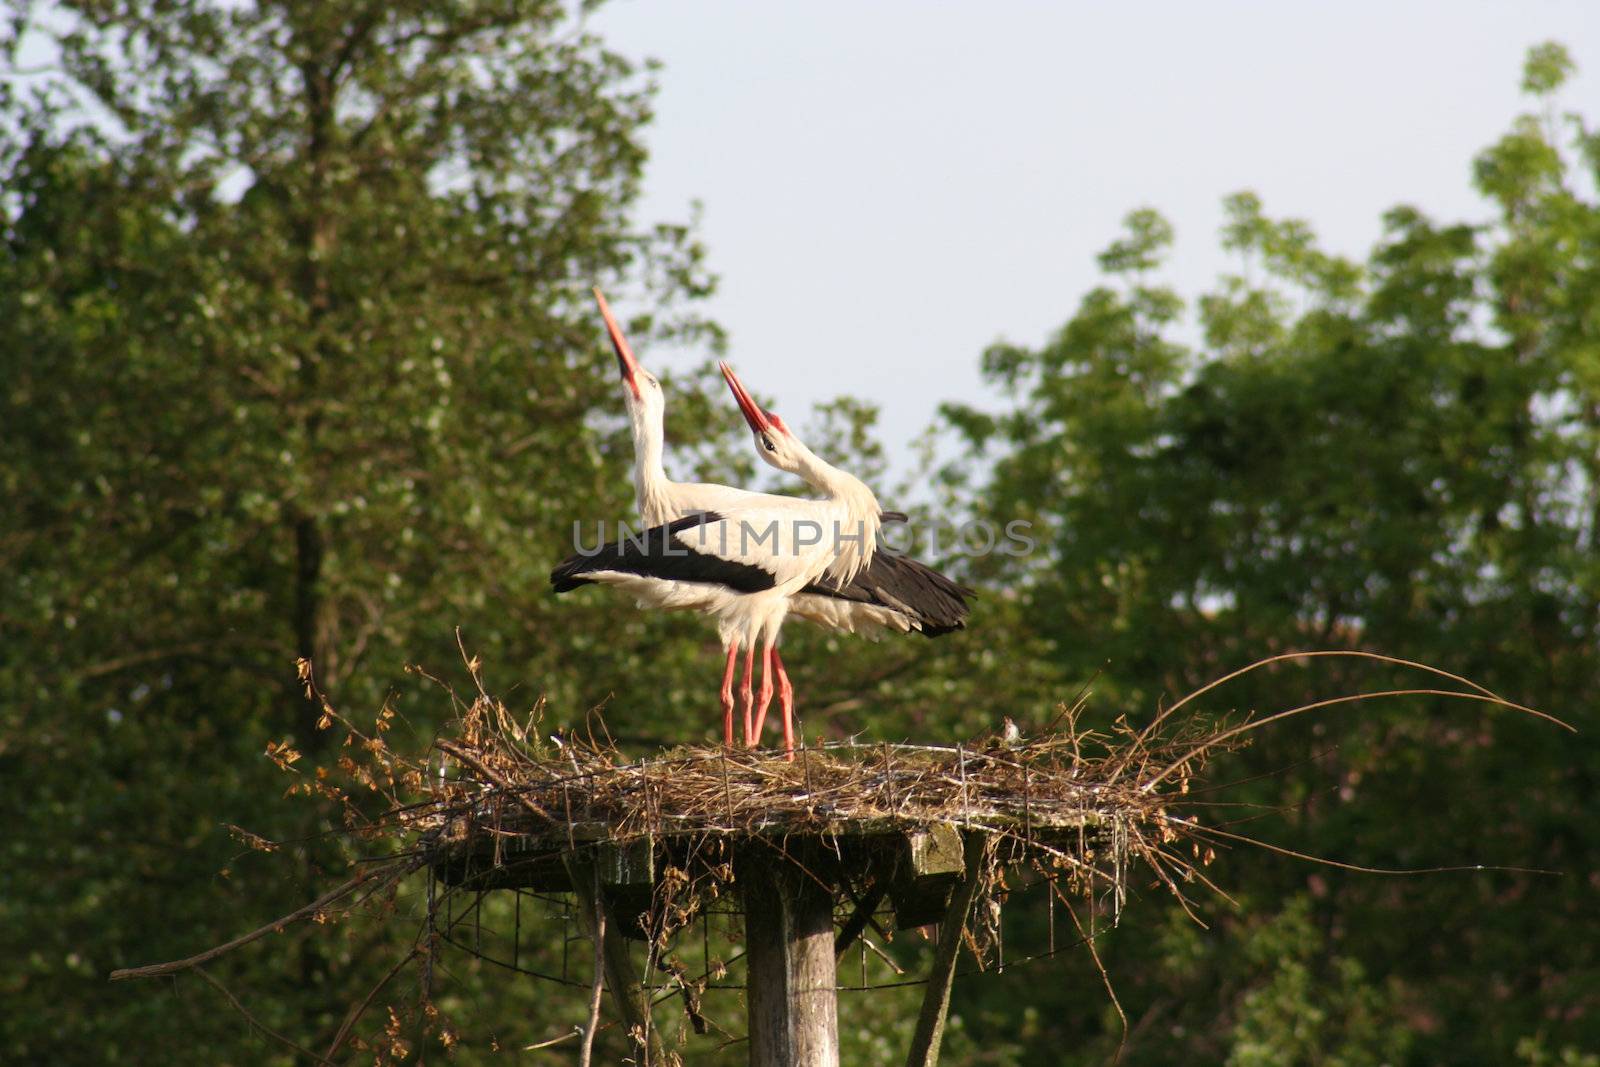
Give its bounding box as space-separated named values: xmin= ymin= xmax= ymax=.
xmin=433 ymin=816 xmax=1103 ymax=937
xmin=429 ymin=813 xmax=1109 ymax=1066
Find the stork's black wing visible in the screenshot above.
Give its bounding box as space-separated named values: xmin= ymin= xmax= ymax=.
xmin=802 ymin=552 xmax=975 ymax=637
xmin=551 ymin=512 xmax=778 ymax=594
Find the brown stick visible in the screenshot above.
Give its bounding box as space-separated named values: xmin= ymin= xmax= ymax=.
xmin=435 ymin=738 xmax=550 ymax=816
xmin=834 ymin=881 xmax=889 ymax=959
xmin=579 ymin=864 xmax=605 ymax=1067
xmin=565 ymin=851 xmax=665 ymax=1065
xmin=109 ymin=859 xmax=417 ymax=981
xmin=324 ymin=947 xmax=420 ymax=1060
xmin=903 ymin=831 xmax=988 ymax=1067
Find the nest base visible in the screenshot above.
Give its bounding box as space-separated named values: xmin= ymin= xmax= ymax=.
xmin=434 ymin=818 xmax=1099 ymax=939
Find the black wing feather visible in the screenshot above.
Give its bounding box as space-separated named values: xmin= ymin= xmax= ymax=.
xmin=551 ymin=512 xmax=778 ymax=594
xmin=801 ymin=551 xmax=975 ymax=637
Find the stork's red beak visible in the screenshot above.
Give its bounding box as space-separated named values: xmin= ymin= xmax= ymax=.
xmin=719 ymin=361 xmax=772 ymax=435
xmin=593 ymin=287 xmax=642 ymax=397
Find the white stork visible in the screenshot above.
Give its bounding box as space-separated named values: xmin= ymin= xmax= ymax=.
xmin=556 ymin=294 xmax=972 ymax=756
xmin=714 ymin=360 xmax=974 ymax=743
xmin=552 ymin=474 xmax=870 ymax=758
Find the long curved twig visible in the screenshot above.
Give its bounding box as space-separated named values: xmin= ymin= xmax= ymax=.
xmin=1178 ymin=816 xmax=1561 ymax=877
xmin=1133 ymin=650 xmax=1514 ymax=749
xmin=1142 ymin=686 xmax=1572 ymax=793
xmin=193 ymin=966 xmax=337 ymax=1066
xmin=324 ymin=946 xmax=421 ymax=1061
xmin=578 ymin=863 xmax=604 ymax=1067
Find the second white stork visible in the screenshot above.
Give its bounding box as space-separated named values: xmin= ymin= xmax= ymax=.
xmin=715 ymin=360 xmax=974 ymax=744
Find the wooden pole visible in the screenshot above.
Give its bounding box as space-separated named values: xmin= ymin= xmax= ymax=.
xmin=903 ymin=831 xmax=988 ymax=1067
xmin=740 ymin=847 xmax=839 ymax=1067
xmin=564 ymin=852 xmax=665 ymax=1065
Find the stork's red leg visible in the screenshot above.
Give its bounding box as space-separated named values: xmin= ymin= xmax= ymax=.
xmin=772 ymin=648 xmax=796 ymax=762
xmin=720 ymin=643 xmax=739 ymax=747
xmin=752 ymin=641 xmax=776 ymax=745
xmin=740 ymin=643 xmax=756 ymax=747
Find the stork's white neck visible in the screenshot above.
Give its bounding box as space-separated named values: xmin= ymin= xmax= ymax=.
xmin=790 ymin=442 xmax=867 ymax=500
xmin=629 ymin=399 xmax=676 ymax=527
xmin=788 ymin=439 xmax=883 ymax=586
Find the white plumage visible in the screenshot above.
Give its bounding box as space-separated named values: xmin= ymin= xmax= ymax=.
xmin=594 ymin=288 xmax=910 ymax=631
xmin=555 ymin=291 xmax=973 ymax=756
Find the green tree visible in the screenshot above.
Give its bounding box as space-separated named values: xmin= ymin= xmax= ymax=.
xmin=943 ymin=41 xmax=1599 ymax=1066
xmin=9 ymin=6 xmax=1592 ymax=1064
xmin=0 ymin=1 xmax=727 ymax=1060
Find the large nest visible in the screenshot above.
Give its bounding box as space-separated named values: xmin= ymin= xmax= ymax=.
xmin=304 ymin=650 xmax=1552 ymax=939
xmin=359 ymin=666 xmax=1238 ymax=932
xmin=251 ymin=648 xmax=1557 ymax=926
xmin=430 ymin=734 xmax=1164 ymax=841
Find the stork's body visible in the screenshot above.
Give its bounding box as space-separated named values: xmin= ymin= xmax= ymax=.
xmin=564 ymin=291 xmax=973 ymax=756
xmin=552 ymin=479 xmax=878 ymax=755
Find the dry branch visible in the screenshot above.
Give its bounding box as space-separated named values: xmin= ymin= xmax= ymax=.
xmin=109 ymin=859 xmax=420 ymax=982
xmin=904 ymin=831 xmax=989 ymax=1067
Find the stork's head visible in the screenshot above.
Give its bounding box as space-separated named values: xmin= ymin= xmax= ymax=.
xmin=719 ymin=361 xmax=805 ymax=474
xmin=593 ymin=288 xmax=664 ymax=424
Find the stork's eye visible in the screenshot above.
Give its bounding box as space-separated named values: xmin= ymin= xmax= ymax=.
xmin=761 ymin=435 xmax=777 ymax=452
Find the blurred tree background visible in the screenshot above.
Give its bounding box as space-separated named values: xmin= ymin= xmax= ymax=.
xmin=0 ymin=1 xmax=1594 ymax=1062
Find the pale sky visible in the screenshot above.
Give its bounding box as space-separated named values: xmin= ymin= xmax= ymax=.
xmin=588 ymin=1 xmax=1600 ymax=475
xmin=11 ymin=4 xmax=1599 ymax=480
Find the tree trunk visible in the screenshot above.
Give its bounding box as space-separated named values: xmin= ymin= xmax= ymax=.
xmin=740 ymin=848 xmax=839 ymax=1067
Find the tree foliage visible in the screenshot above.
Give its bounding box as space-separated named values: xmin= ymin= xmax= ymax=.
xmin=0 ymin=0 xmax=726 ymax=1059
xmin=0 ymin=4 xmax=1046 ymax=1061
xmin=941 ymin=41 xmax=1599 ymax=1066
